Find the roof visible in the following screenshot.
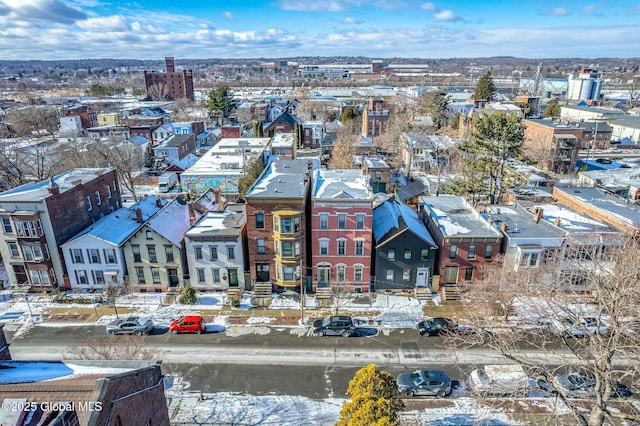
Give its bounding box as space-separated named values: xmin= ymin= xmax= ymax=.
xmin=185 ymin=205 xmax=246 ymax=238
xmin=373 ymin=196 xmax=436 ymax=247
xmin=146 ymin=197 xmax=195 ymax=246
xmin=245 ymin=159 xmax=311 ymax=200
xmin=396 ymin=180 xmax=427 ymax=202
xmin=264 ymin=110 xmax=302 ymax=129
xmin=364 ymin=156 xmax=389 ymax=168
xmin=63 ymin=196 xmax=166 ymax=246
xmin=0 ymin=168 xmax=114 ymax=202
xmin=271 ymin=133 xmax=295 ymax=148
xmin=312 ymin=169 xmax=373 ymax=200
xmin=419 ymin=195 xmax=503 ymax=238
xmin=160 ymin=133 xmax=192 ymax=148
xmin=483 ymin=204 xmax=565 ymax=242
xmin=518 ymin=200 xmax=618 ymax=235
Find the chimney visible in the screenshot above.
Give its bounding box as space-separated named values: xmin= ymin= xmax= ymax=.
xmin=156 ymin=197 xmax=163 ymax=208
xmin=501 ymin=223 xmax=509 ymax=233
xmin=165 ymin=56 xmax=175 ymax=73
xmin=533 ymin=208 xmax=543 ymax=223
xmin=215 ymin=189 xmax=221 ymax=206
xmin=554 ymin=216 xmax=561 ymax=226
xmin=46 ymin=178 xmax=60 ymax=196
xmin=188 ymin=202 xmax=196 ymax=226
xmin=135 ymin=208 xmax=143 ymax=223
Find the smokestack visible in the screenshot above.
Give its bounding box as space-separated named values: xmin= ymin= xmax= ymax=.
xmin=135 ymin=208 xmax=143 ymax=223
xmin=533 ymin=208 xmax=543 ymax=223
xmin=165 ymin=57 xmax=175 ymax=73
xmin=500 ymin=223 xmax=509 ymax=233
xmin=156 ymin=197 xmax=163 ymax=208
xmin=188 ymin=202 xmax=196 ymax=226
xmin=554 ymin=216 xmax=561 ymax=226
xmin=215 ymin=189 xmax=221 ymax=206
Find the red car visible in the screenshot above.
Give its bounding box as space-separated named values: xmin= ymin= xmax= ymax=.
xmin=170 ymin=315 xmax=206 ymax=334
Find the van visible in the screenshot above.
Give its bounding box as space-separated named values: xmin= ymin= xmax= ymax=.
xmin=468 ymin=365 xmax=530 ymax=396
xmin=170 ymin=315 xmax=206 ymax=334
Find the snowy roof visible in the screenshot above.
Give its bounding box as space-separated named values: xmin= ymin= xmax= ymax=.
xmin=312 ymin=169 xmax=373 ymax=200
xmin=185 ymin=205 xmax=246 ymax=238
xmin=0 ymin=360 xmax=138 ymax=385
xmin=158 ymin=133 xmax=192 ymax=148
xmin=0 ymin=168 xmax=114 ymax=202
xmin=483 ymin=204 xmax=565 ymax=241
xmin=518 ymin=200 xmax=618 ymax=236
xmin=271 ymin=133 xmax=295 ymax=148
xmin=174 ymin=153 xmax=200 ymax=170
xmin=373 ymin=197 xmax=436 ymax=247
xmin=246 ymin=159 xmax=311 ymax=200
xmin=419 ymin=195 xmax=503 ymax=238
xmin=146 ymin=198 xmax=195 ymax=246
xmin=128 ymin=134 xmax=149 ymax=145
xmin=364 ymin=156 xmax=388 ymax=168
xmin=63 ymin=196 xmax=166 ymax=246
xmin=395 ymin=180 xmax=427 ymax=201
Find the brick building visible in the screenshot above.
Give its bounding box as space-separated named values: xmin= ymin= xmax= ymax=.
xmin=144 ymin=56 xmax=194 ymax=101
xmin=245 ymin=159 xmax=312 ymax=291
xmin=61 ymin=104 xmax=98 ymax=129
xmin=0 ymin=168 xmax=122 ymax=291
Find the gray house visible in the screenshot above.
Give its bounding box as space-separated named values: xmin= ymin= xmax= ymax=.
xmin=372 ymin=196 xmax=438 ymax=295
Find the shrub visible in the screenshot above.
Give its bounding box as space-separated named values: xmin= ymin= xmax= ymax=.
xmin=178 ymin=286 xmax=197 ymax=305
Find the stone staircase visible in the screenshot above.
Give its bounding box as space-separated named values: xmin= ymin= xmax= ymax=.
xmin=315 ymin=287 xmax=333 ymax=308
xmin=415 ymin=287 xmax=432 ymax=304
xmin=252 ymin=282 xmax=273 ymax=307
xmin=442 ymin=283 xmax=461 ymax=301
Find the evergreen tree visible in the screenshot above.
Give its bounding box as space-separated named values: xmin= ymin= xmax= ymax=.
xmin=144 ymin=143 xmax=155 ymax=168
xmin=207 ymin=86 xmax=235 ymax=126
xmin=238 ymin=156 xmax=266 ymax=201
xmin=340 ymin=106 xmax=360 ymax=123
xmin=337 ymin=364 xmax=403 ymax=426
xmin=420 ymin=91 xmax=451 ymax=130
xmin=543 ymin=100 xmax=561 ymax=118
xmin=472 ymin=71 xmax=497 ymax=101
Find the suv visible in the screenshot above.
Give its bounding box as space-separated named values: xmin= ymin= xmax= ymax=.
xmin=397 ymin=369 xmax=452 ymax=397
xmin=312 ymin=315 xmax=355 ymax=337
xmin=170 ymin=315 xmax=206 ymax=334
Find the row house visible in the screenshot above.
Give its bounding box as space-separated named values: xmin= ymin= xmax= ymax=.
xmin=62 ymin=104 xmax=97 ymax=130
xmin=153 ymin=133 xmax=197 ymax=163
xmin=418 ymin=195 xmax=502 ymax=298
xmin=184 ymin=205 xmax=247 ymax=291
xmin=362 ymin=156 xmax=390 ymax=193
xmin=302 ymin=121 xmax=323 ymax=149
xmin=124 ymin=197 xmax=194 ymax=292
xmin=87 ymin=125 xmax=130 ymax=140
xmin=61 ymin=196 xmax=166 ymax=290
xmin=372 ymin=195 xmax=438 ymax=293
xmin=311 ymin=169 xmax=374 ymax=292
xmin=263 ymin=110 xmax=302 ymax=136
xmin=0 ymin=168 xmax=121 ymax=292
xmin=245 ymin=159 xmax=312 ymax=291
xmin=270 ymin=133 xmax=296 ymax=159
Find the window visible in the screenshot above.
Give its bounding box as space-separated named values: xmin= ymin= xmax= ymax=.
xmin=281 ymin=241 xmax=293 ymax=257
xmin=104 ymin=249 xmax=117 ymax=264
xmin=294 ymin=216 xmax=300 ymax=232
xmin=338 ymin=214 xmax=346 ymax=229
xmin=112 ymin=181 xmax=117 ymax=194
xmin=15 ymin=221 xmax=38 ymax=237
xmin=197 ymin=268 xmax=205 ymax=283
xmin=386 ymin=270 xmax=394 ymax=280
xmin=135 ymin=266 xmax=145 ymax=283
xmin=43 ymin=244 xmax=50 ymax=260
xmin=319 ymin=213 xmax=328 ymax=229
xmin=485 ymin=245 xmax=493 ymax=260
xmin=22 ymin=245 xmax=42 ymax=261
xmin=404 ymin=249 xmax=411 ymax=260
xmin=355 ymin=240 xmax=364 ymax=256
xmin=85 ymin=196 xmax=92 ymax=211
xmin=106 ymin=185 xmax=112 ymax=199
xmin=421 ymin=249 xmax=429 ymax=260
xmin=227 ymin=246 xmax=235 ymax=260
xmin=468 ymin=244 xmax=476 ymax=260
xmin=337 ymin=264 xmax=345 ymax=282
xmin=8 ymin=242 xmax=20 ymax=258
xmin=320 ymin=239 xmax=328 ymax=256
xmin=1 ymin=217 xmax=12 ymax=234
xmin=147 ymin=245 xmax=157 ymax=263
xmin=283 ymin=265 xmax=294 ymax=281
xmin=255 ymin=213 xmax=265 ymax=229
xmin=132 ymin=245 xmax=141 ymax=262
xmin=30 ymin=270 xmax=49 ymax=286
xmin=210 ymin=246 xmax=218 ymax=260
xmin=530 ymin=252 xmax=539 ymax=267
xmin=337 ymin=239 xmax=346 ymax=256
xmin=280 ymin=218 xmax=292 ymax=233
xmin=464 ymin=267 xmax=474 ymax=281
xmin=403 ymin=269 xmax=411 ymax=281
xmin=165 ymin=246 xmax=174 ymax=262
xmin=356 ymin=214 xmax=365 ymax=230
xmin=387 ymin=248 xmax=395 ymax=261
xmin=95 ymin=191 xmax=101 ymax=206
xmin=294 ymin=241 xmax=301 ymax=256
xmin=194 ymin=246 xmax=203 ymax=260
xmin=93 ymin=270 xmax=105 ymax=285
xmin=257 ymin=238 xmax=266 ymax=254
xmin=444 ymin=266 xmax=458 ymax=284
xmin=71 ymin=248 xmax=84 ymax=264
xmin=88 ymin=249 xmax=100 ymax=264
xmin=354 ymin=265 xmax=363 ymax=282
xmin=375 ymin=171 xmax=382 ymax=181
xmin=449 ymin=245 xmax=458 ymax=259
xmin=213 ymin=269 xmax=221 ymax=282
xmin=146 ymin=230 xmax=153 ymax=239
xmin=76 ymin=270 xmax=89 ymax=285
xmin=151 ymin=268 xmax=161 ymax=283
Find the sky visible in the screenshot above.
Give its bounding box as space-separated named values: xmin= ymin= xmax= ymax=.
xmin=0 ymin=0 xmax=638 ymax=60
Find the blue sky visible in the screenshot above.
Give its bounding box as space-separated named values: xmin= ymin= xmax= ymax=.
xmin=0 ymin=0 xmax=638 ymax=60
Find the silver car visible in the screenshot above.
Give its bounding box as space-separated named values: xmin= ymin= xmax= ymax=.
xmin=106 ymin=316 xmax=154 ymax=335
xmin=397 ymin=370 xmax=452 ymax=397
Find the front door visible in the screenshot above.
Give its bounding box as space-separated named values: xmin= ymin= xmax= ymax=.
xmin=256 ymin=263 xmax=270 ymax=282
xmin=167 ymin=268 xmax=179 ymax=287
xmin=416 ymin=267 xmax=429 ymax=288
xmin=228 ymin=269 xmax=239 ymax=287
xmin=317 ymin=265 xmax=331 ymax=288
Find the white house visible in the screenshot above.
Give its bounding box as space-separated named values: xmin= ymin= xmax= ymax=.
xmin=184 ymin=204 xmax=247 ymax=291
xmin=61 ymin=196 xmax=166 ymax=290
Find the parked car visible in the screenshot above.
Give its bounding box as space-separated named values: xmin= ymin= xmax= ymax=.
xmin=549 ymin=316 xmax=609 ymax=337
xmin=170 ymin=315 xmax=206 ymax=334
xmin=106 ymin=316 xmax=154 ymax=335
xmin=312 ymin=315 xmax=355 ymax=337
xmin=417 ymin=317 xmax=458 ymax=336
xmin=553 ymin=370 xmax=633 ymax=398
xmin=468 ymin=365 xmax=533 ymax=396
xmin=397 ymin=369 xmax=452 ymax=397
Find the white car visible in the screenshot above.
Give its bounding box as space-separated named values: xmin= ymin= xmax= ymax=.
xmin=549 ymin=317 xmax=609 ymax=337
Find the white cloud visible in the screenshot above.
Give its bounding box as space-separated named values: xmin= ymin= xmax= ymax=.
xmin=421 ymin=2 xmax=436 ymax=11
xmin=433 ymin=9 xmax=459 ymax=21
xmin=278 ymin=0 xmax=350 ymax=12
xmin=224 ymin=11 xmax=234 ymax=22
xmin=342 ymin=17 xmax=362 ymax=24
xmin=76 ymin=14 xmax=128 ymax=31
xmin=582 ymin=5 xmax=596 ymax=15
xmin=0 ymin=0 xmax=86 ymax=24
xmin=548 ymin=8 xmax=570 ymax=16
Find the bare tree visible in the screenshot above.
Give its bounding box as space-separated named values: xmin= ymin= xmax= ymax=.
xmin=147 ymin=82 xmax=168 ymax=101
xmin=5 ymin=106 xmax=59 ymax=137
xmin=452 ymin=236 xmax=640 ymax=425
xmin=329 ymin=120 xmax=358 ymax=169
xmin=65 ymin=335 xmax=155 ymax=360
xmin=90 ymin=138 xmax=145 ymax=201
xmin=522 ymin=133 xmax=556 ymax=172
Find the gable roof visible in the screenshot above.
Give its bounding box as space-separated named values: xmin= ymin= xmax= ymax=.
xmin=146 ymin=197 xmax=197 ymax=246
xmin=264 ymin=110 xmax=303 ymax=130
xmin=396 ymin=180 xmax=427 ymax=202
xmin=373 ymin=197 xmax=436 ymax=247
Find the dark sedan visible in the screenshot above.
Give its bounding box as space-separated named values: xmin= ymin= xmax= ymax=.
xmin=417 ymin=317 xmax=458 ymax=336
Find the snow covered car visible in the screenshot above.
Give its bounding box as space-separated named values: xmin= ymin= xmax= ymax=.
xmin=397 ymin=370 xmax=452 ymax=397
xmin=549 ymin=316 xmax=609 ymax=337
xmin=468 ymin=365 xmax=544 ymax=396
xmin=553 ymin=370 xmax=633 ymax=398
xmin=106 ymin=316 xmax=154 ymax=335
